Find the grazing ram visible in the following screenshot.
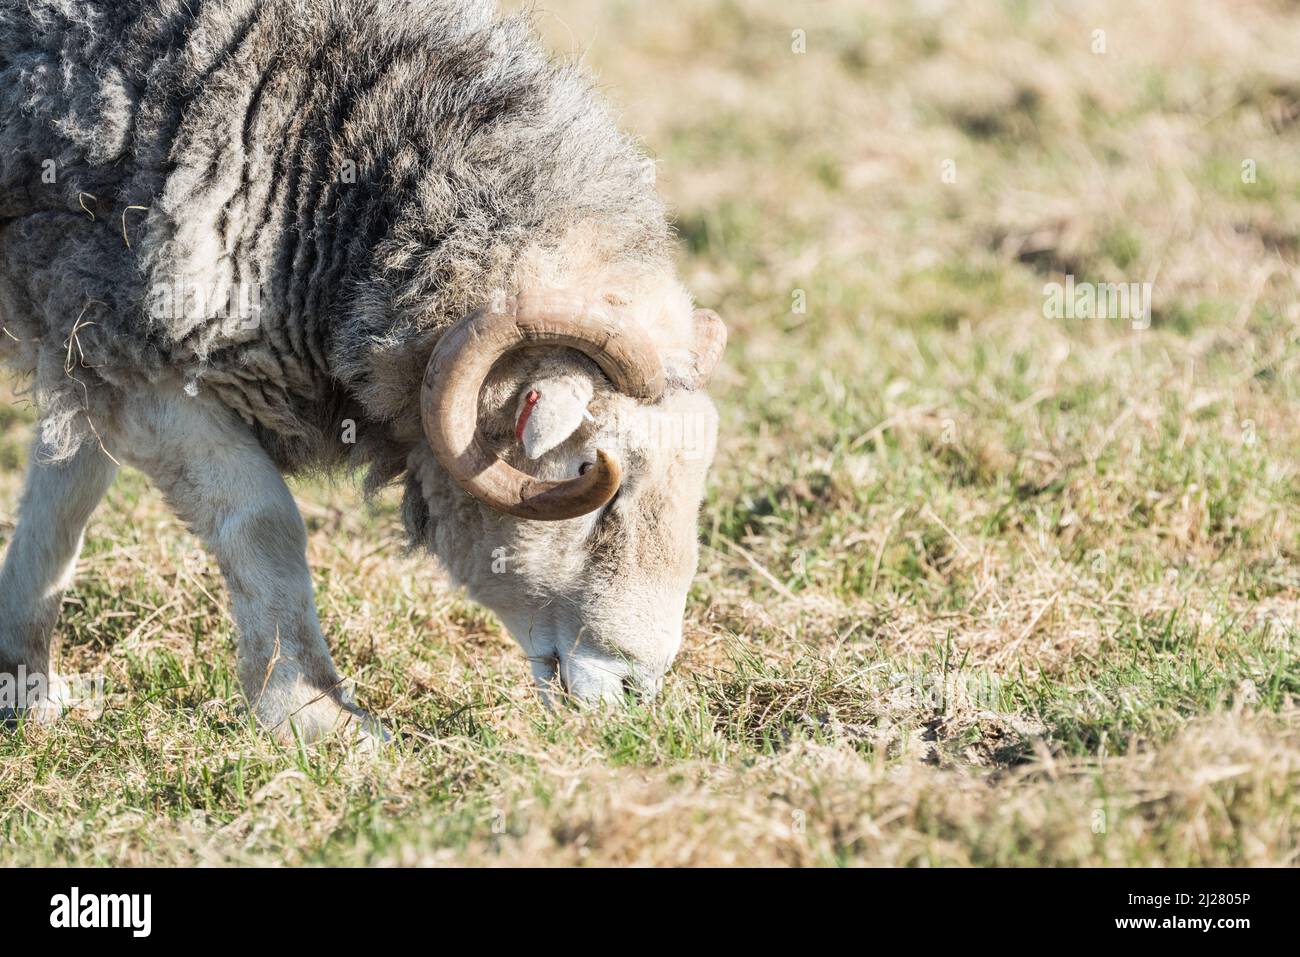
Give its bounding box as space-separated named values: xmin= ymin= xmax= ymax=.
xmin=0 ymin=0 xmax=725 ymax=745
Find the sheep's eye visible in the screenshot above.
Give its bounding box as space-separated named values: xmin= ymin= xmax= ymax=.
xmin=578 ymin=461 xmax=593 ymax=476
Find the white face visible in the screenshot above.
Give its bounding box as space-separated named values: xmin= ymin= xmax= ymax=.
xmin=458 ymin=383 xmax=719 ymax=703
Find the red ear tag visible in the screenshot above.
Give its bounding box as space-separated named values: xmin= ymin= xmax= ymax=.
xmin=515 ymin=389 xmax=541 ymax=442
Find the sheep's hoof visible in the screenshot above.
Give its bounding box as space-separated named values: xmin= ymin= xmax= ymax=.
xmin=266 ymin=698 xmax=393 ymax=752
xmin=0 ymin=671 xmax=72 ymax=729
xmin=334 ymin=705 xmax=393 ymax=754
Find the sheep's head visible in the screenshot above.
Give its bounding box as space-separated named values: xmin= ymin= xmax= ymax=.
xmin=415 ymin=289 xmax=724 ymax=702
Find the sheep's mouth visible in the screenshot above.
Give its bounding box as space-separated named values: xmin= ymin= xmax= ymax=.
xmin=502 ymin=608 xmax=664 ymax=704
xmin=526 ymin=647 xmax=647 ymax=705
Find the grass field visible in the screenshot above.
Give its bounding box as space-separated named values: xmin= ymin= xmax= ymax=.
xmin=3 ymin=0 xmax=1300 ymax=866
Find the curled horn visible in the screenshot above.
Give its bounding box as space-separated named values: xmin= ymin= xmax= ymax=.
xmin=421 ymin=289 xmax=665 ymax=521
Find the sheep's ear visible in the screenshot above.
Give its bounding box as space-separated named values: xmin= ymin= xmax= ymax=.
xmin=514 ymin=376 xmax=594 ymax=459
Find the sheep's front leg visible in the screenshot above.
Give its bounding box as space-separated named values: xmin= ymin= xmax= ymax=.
xmin=117 ymin=389 xmax=387 ymax=747
xmin=0 ymin=439 xmax=117 ymax=722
